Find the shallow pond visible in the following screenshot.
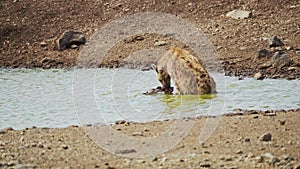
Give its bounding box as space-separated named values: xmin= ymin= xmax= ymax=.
xmin=0 ymin=68 xmax=299 ymax=129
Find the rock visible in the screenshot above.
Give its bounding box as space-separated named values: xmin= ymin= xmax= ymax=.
xmin=287 ymin=75 xmax=296 ymax=80
xmin=255 ymin=156 xmax=264 ymax=163
xmin=269 ymin=36 xmax=284 ymax=48
xmin=132 ymin=132 xmax=143 ymax=136
xmin=254 ymin=72 xmax=264 ymax=80
xmin=154 ymin=40 xmax=167 ymax=46
xmin=260 ymin=61 xmax=272 ymax=69
xmin=280 ymin=155 xmax=295 ymax=162
xmin=288 ymin=67 xmax=297 ymax=71
xmin=70 ymin=44 xmax=78 ymax=49
xmin=272 ymin=51 xmax=291 ymax=68
xmin=61 ymin=144 xmax=68 ymax=150
xmin=57 ymin=31 xmax=86 ymax=51
xmin=259 ymin=133 xmax=272 ymax=141
xmin=257 ymin=49 xmax=271 ymax=58
xmin=199 ymin=163 xmax=211 ymax=167
xmin=226 ymin=10 xmax=252 ymax=19
xmin=262 ymin=153 xmax=280 ymax=164
xmin=115 ymin=149 xmax=136 ymax=154
xmin=40 ymin=41 xmax=47 ymax=47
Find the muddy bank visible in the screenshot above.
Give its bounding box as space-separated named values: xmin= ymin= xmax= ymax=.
xmin=1 ymin=0 xmax=299 ymax=79
xmin=0 ymin=110 xmax=299 ymax=168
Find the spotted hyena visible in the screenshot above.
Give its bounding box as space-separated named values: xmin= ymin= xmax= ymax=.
xmin=152 ymin=47 xmax=216 ymax=95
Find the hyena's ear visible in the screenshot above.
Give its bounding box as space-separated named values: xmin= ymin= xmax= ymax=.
xmin=151 ymin=64 xmax=158 ymax=73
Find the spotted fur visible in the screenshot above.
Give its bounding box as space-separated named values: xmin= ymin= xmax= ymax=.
xmin=152 ymin=47 xmax=216 ymax=95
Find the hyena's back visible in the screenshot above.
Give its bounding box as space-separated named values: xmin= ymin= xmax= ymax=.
xmin=156 ymin=47 xmax=216 ymax=95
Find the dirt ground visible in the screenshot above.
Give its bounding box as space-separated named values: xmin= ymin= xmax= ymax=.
xmin=1 ymin=0 xmax=300 ymax=168
xmin=0 ymin=0 xmax=299 ymax=78
xmin=0 ymin=110 xmax=300 ymax=169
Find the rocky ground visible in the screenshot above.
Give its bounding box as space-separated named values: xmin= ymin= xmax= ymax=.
xmin=0 ymin=110 xmax=300 ymax=169
xmin=0 ymin=0 xmax=299 ymax=78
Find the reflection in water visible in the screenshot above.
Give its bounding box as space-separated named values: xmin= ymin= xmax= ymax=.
xmin=0 ymin=68 xmax=299 ymax=129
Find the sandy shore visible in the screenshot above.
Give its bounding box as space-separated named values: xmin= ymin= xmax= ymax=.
xmin=0 ymin=110 xmax=299 ymax=169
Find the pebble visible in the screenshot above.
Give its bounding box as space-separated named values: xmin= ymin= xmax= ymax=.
xmin=154 ymin=40 xmax=167 ymax=46
xmin=226 ymin=10 xmax=252 ymax=19
xmin=199 ymin=163 xmax=211 ymax=167
xmin=269 ymin=36 xmax=284 ymax=48
xmin=71 ymin=44 xmax=78 ymax=49
xmin=132 ymin=132 xmax=143 ymax=136
xmin=262 ymin=153 xmax=280 ymax=164
xmin=257 ymin=49 xmax=271 ymax=58
xmin=259 ymin=133 xmax=272 ymax=141
xmin=40 ymin=41 xmax=47 ymax=47
xmin=288 ymin=67 xmax=297 ymax=71
xmin=254 ymin=72 xmax=264 ymax=80
xmin=247 ymin=152 xmax=255 ymax=158
xmin=245 ymin=138 xmax=251 ymax=142
xmin=61 ymin=144 xmax=68 ymax=150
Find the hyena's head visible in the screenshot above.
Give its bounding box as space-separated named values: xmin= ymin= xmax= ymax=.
xmin=152 ymin=64 xmax=171 ymax=89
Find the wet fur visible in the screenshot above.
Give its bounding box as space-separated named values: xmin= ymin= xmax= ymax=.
xmin=153 ymin=47 xmax=216 ymax=95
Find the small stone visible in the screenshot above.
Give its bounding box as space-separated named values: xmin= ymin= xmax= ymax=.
xmin=137 ymin=159 xmax=145 ymax=163
xmin=264 ymin=113 xmax=276 ymax=116
xmin=259 ymin=133 xmax=272 ymax=141
xmin=226 ymin=10 xmax=252 ymax=19
xmin=281 ymin=155 xmax=295 ymax=162
xmin=245 ymin=138 xmax=251 ymax=142
xmin=254 ymin=72 xmax=264 ymax=80
xmin=179 ymin=159 xmax=185 ymax=162
xmin=40 ymin=41 xmax=47 ymax=47
xmin=132 ymin=132 xmax=143 ymax=136
xmin=57 ymin=31 xmax=86 ymax=51
xmin=286 ymin=46 xmax=293 ymax=50
xmin=272 ymin=51 xmax=291 ymax=68
xmin=287 ymin=75 xmax=296 ymax=80
xmin=257 ymin=49 xmax=271 ymax=58
xmin=255 ymin=156 xmax=264 ymax=163
xmin=199 ymin=163 xmax=211 ymax=167
xmin=41 ymin=57 xmax=50 ymax=64
xmin=262 ymin=153 xmax=280 ymax=164
xmin=115 ymin=149 xmax=136 ymax=154
xmin=61 ymin=144 xmax=68 ymax=150
xmin=269 ymin=36 xmax=284 ymax=48
xmin=260 ymin=61 xmax=272 ymax=69
xmin=236 ymin=150 xmax=243 ymax=154
xmin=154 ymin=40 xmax=167 ymax=46
xmin=115 ymin=120 xmax=126 ymax=124
xmin=247 ymin=152 xmax=255 ymax=158
xmin=288 ymin=67 xmax=297 ymax=71
xmin=38 ymin=143 xmax=44 ymax=148
xmin=0 ymin=130 xmax=6 ymax=134
xmin=70 ymin=44 xmax=78 ymax=49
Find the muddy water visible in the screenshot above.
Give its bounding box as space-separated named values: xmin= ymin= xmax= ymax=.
xmin=0 ymin=69 xmax=299 ymax=129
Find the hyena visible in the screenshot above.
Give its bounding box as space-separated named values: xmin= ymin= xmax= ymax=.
xmin=151 ymin=47 xmax=216 ymax=95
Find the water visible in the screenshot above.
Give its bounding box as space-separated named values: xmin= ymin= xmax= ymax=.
xmin=0 ymin=68 xmax=299 ymax=130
